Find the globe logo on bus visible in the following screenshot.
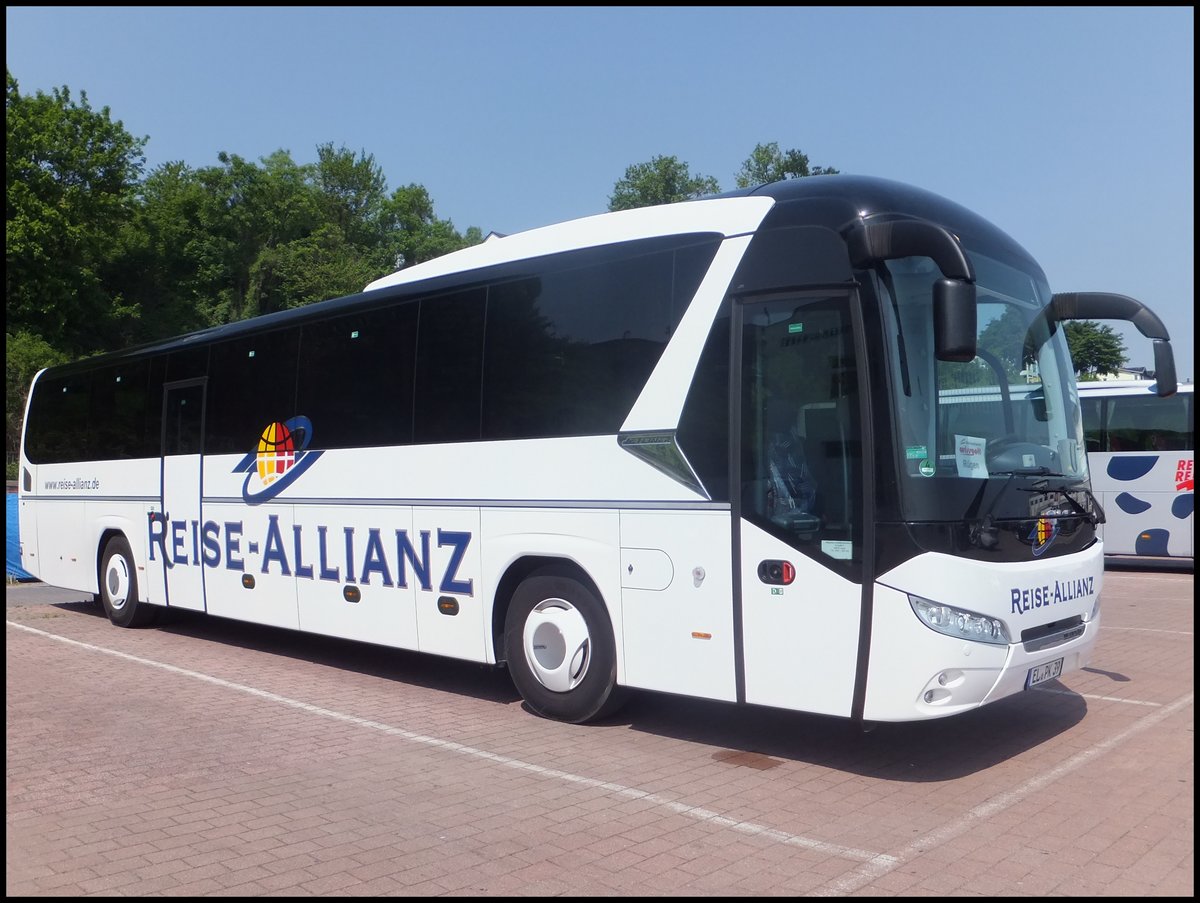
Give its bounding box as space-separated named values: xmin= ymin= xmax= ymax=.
xmin=256 ymin=421 xmax=296 ymax=487
xmin=1029 ymin=516 xmax=1059 ymax=557
xmin=233 ymin=415 xmax=323 ymax=504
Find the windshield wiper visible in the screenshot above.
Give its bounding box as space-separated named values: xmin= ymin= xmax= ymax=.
xmin=1029 ymin=478 xmax=1106 ymax=526
xmin=968 ymin=473 xmax=1016 ymax=550
xmin=970 ymin=472 xmax=1104 ymax=549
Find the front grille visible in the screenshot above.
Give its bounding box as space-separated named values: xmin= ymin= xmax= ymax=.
xmin=1021 ymin=615 xmax=1085 ymax=653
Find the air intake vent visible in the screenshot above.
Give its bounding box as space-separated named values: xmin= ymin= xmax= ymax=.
xmin=1021 ymin=615 xmax=1085 ymax=653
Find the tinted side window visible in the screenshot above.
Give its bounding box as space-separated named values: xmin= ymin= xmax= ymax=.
xmin=298 ymin=304 xmax=418 ymax=449
xmin=678 ymin=301 xmax=731 ymax=499
xmin=90 ymin=361 xmax=153 ymax=459
xmin=206 ymin=329 xmax=301 ymax=454
xmin=481 ymin=277 xmax=568 ymax=438
xmin=414 ymin=288 xmax=487 ymax=444
xmin=1080 ymin=396 xmax=1103 ymax=453
xmin=481 ymin=239 xmax=720 ymax=440
xmin=1106 ymin=391 xmax=1192 ymax=452
xmin=25 ymin=371 xmax=92 ymax=464
xmin=740 ymin=294 xmax=863 ymax=580
xmin=145 ymin=355 xmax=166 ymax=454
xmin=26 ymin=357 xmax=166 ymax=463
xmin=165 ymin=346 xmax=210 ymax=382
xmin=163 ymin=382 xmax=205 ymax=456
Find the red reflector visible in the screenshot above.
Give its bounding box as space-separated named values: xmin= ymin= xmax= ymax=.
xmin=781 ymin=562 xmax=795 ymax=585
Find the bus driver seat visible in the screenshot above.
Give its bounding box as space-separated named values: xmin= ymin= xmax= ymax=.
xmin=765 ymin=400 xmax=820 ymax=537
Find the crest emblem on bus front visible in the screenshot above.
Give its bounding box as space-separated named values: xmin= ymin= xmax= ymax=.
xmin=1028 ymin=517 xmax=1059 ymax=557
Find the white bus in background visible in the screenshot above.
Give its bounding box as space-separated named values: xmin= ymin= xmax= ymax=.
xmin=1078 ymin=380 xmax=1194 ymax=559
xmin=18 ymin=175 xmax=1181 ymax=726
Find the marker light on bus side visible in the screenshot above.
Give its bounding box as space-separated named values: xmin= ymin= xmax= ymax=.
xmin=908 ymin=594 xmax=1011 ymax=645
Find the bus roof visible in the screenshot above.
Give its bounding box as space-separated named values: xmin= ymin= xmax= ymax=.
xmin=35 ymin=174 xmax=1042 ymax=378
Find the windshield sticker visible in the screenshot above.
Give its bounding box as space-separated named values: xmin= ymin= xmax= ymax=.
xmin=955 ymin=435 xmax=988 ymax=479
xmin=821 ymin=540 xmax=852 ymax=560
xmin=905 ymin=445 xmax=927 ymax=460
xmin=919 ymin=459 xmax=936 ymax=477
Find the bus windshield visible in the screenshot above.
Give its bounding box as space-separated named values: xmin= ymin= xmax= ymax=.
xmin=878 ymin=249 xmax=1090 ymax=523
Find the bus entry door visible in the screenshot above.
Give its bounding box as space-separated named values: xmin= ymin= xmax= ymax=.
xmin=154 ymin=379 xmax=207 ymax=612
xmin=735 ymin=293 xmax=866 ymax=718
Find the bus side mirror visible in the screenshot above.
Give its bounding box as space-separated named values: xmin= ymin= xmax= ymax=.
xmin=1041 ymin=292 xmax=1178 ymax=398
xmin=1153 ymin=340 xmax=1177 ymax=397
xmin=934 ymin=279 xmax=977 ymax=362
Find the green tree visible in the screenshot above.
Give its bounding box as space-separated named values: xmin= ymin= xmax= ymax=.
xmin=243 ymin=148 xmax=368 ymax=315
xmin=314 ymin=143 xmax=388 ymax=249
xmin=977 ymin=305 xmax=1035 ymax=380
xmin=608 ymin=155 xmax=721 ymax=211
xmin=111 ymin=161 xmax=213 ymax=343
xmin=380 ymin=183 xmax=482 ymax=271
xmin=138 ymin=149 xmax=482 ymax=322
xmin=214 ymin=149 xmax=326 ymax=320
xmin=1064 ymin=320 xmax=1126 ymax=378
xmin=735 ymin=141 xmax=839 ymax=188
xmin=249 ymin=224 xmax=380 ymax=312
xmin=6 ymin=69 xmax=485 ymax=464
xmin=179 ymin=151 xmax=282 ymax=325
xmin=6 ymin=70 xmax=147 ymax=355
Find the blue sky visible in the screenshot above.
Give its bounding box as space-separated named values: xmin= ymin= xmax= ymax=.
xmin=6 ymin=6 xmax=1194 ymax=380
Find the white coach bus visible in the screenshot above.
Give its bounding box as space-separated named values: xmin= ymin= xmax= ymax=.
xmin=1077 ymin=380 xmax=1193 ymax=559
xmin=17 ymin=175 xmax=1180 ymax=724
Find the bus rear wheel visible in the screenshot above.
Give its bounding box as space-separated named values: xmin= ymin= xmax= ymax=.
xmin=99 ymin=536 xmax=156 ymax=628
xmin=504 ymin=572 xmax=625 ymax=723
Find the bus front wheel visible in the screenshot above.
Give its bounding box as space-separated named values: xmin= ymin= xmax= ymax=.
xmin=504 ymin=572 xmax=625 ymax=723
xmin=99 ymin=536 xmax=156 ymax=628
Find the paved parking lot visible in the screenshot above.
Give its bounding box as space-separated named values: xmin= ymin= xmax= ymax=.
xmin=6 ymin=563 xmax=1193 ymax=896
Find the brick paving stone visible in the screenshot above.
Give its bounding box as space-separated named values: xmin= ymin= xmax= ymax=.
xmin=6 ymin=568 xmax=1193 ymax=896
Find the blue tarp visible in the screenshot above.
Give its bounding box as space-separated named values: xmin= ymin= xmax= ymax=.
xmin=7 ymin=491 xmax=34 ymax=580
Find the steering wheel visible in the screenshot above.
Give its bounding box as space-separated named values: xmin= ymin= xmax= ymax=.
xmin=987 ymin=434 xmax=1021 ymax=454
xmin=985 ymin=435 xmax=1024 ymax=463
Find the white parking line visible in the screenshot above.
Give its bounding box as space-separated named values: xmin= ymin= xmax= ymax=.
xmin=818 ymin=689 xmax=1194 ymax=895
xmin=1036 ymin=686 xmax=1162 ymax=707
xmin=11 ymin=617 xmax=1190 ymax=888
xmin=1103 ymin=625 xmax=1193 ymax=636
xmin=7 ymin=620 xmax=894 ymax=866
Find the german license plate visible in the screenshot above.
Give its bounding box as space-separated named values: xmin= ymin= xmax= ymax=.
xmin=1026 ymin=657 xmax=1063 ymax=689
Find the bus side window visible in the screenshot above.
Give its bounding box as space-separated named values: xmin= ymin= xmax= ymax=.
xmin=1108 ymin=431 xmax=1135 ymax=452
xmin=1080 ymin=397 xmax=1104 ymax=454
xmin=1147 ymin=427 xmax=1187 ymax=452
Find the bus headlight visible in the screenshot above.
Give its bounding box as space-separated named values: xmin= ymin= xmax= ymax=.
xmin=908 ymin=594 xmax=1011 ymax=645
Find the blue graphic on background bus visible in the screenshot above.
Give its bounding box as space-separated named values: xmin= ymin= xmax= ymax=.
xmin=1106 ymin=455 xmax=1193 ymax=554
xmin=1078 ymin=380 xmax=1193 ymax=559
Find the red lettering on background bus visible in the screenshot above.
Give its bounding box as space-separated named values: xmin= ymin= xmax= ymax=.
xmin=1176 ymin=458 xmax=1194 ymax=492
